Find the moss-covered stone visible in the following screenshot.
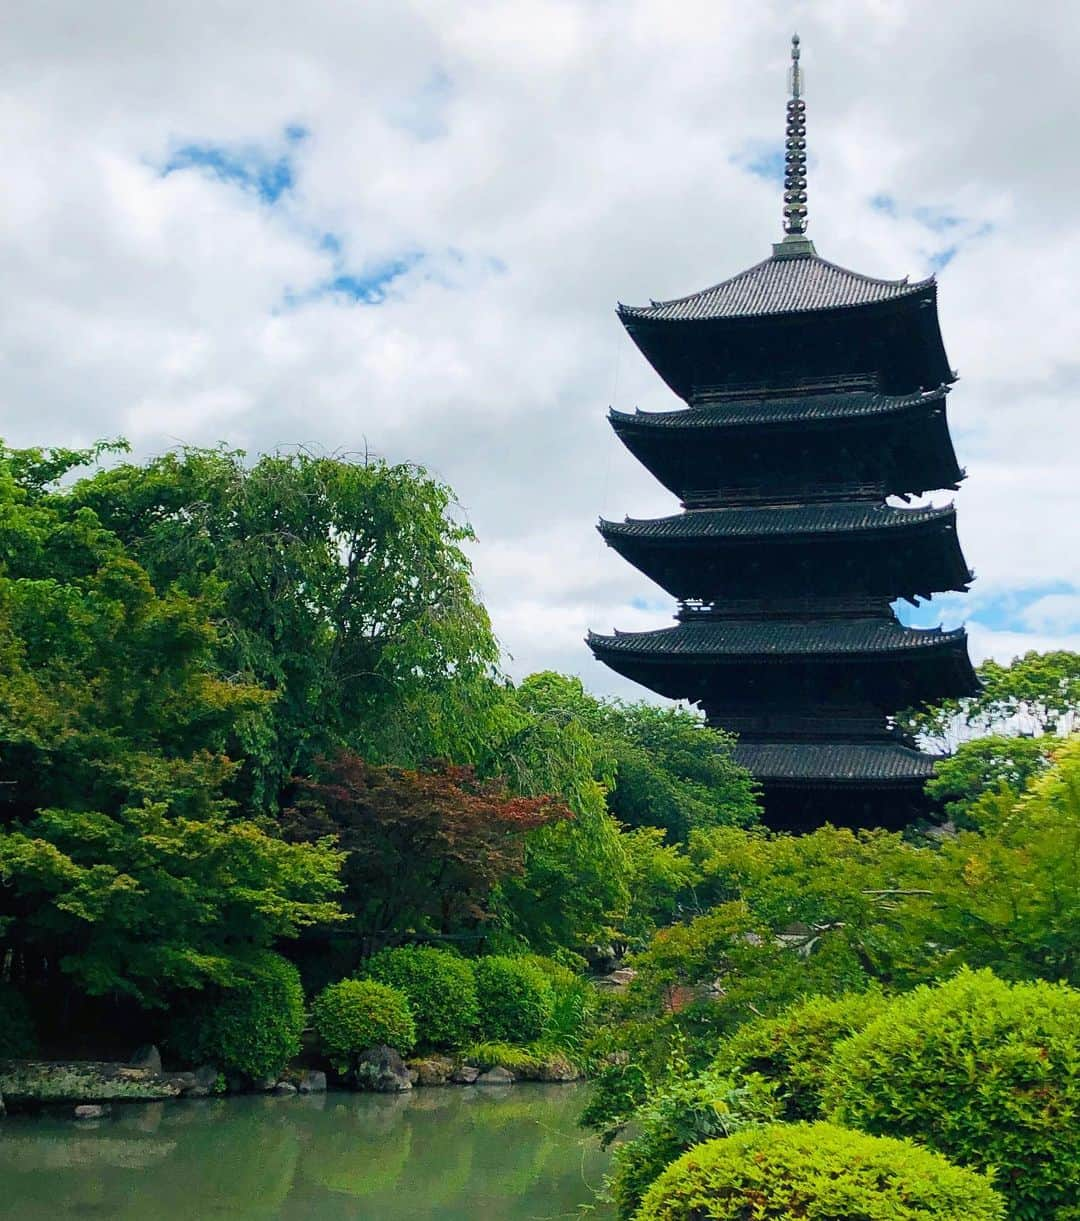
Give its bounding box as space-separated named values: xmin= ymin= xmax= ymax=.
xmin=0 ymin=1060 xmax=186 ymax=1107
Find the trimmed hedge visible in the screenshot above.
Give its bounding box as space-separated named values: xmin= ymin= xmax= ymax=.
xmin=474 ymin=955 xmax=554 ymax=1043
xmin=312 ymin=978 xmax=416 ymax=1074
xmin=364 ymin=946 xmax=478 ymax=1050
xmin=636 ymin=1122 xmax=1004 ymax=1221
xmin=824 ymin=968 xmax=1080 ymax=1220
xmin=168 ymin=951 xmax=305 ymax=1081
xmin=712 ymin=987 xmax=888 ymax=1119
xmin=608 ymin=1069 xmax=780 ymax=1220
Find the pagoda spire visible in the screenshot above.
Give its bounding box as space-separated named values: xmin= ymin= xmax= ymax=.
xmin=783 ymin=33 xmax=808 ymax=236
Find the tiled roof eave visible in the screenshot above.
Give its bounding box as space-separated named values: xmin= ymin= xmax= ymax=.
xmin=734 ymin=741 xmax=940 ymax=784
xmin=608 ymin=387 xmax=950 ymax=433
xmin=586 ymin=623 xmax=971 ymax=661
xmin=616 ymin=254 xmax=935 ymax=324
xmin=598 ymin=503 xmax=956 ymax=543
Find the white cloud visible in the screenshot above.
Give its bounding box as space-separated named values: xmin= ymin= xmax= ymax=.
xmin=1 ymin=0 xmax=1078 ymax=701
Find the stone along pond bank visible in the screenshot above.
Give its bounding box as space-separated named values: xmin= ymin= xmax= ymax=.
xmin=0 ymin=1042 xmax=582 ymax=1117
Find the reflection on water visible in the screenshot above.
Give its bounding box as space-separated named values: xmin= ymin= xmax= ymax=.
xmin=0 ymin=1083 xmax=612 ymax=1219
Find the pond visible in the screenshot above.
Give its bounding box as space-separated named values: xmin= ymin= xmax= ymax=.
xmin=0 ymin=1083 xmax=613 ymax=1219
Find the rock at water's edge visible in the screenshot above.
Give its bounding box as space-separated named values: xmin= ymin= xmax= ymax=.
xmin=296 ymin=1070 xmax=326 ymax=1094
xmin=128 ymin=1045 xmax=163 ymax=1075
xmin=451 ymin=1065 xmax=480 ymax=1085
xmin=354 ymin=1045 xmax=412 ymax=1093
xmin=476 ymin=1066 xmax=515 ymax=1086
xmin=184 ymin=1065 xmax=221 ymax=1098
xmin=0 ymin=1061 xmax=185 ymax=1106
xmin=411 ymin=1056 xmax=455 ymax=1087
xmin=74 ymin=1104 xmax=109 ymax=1120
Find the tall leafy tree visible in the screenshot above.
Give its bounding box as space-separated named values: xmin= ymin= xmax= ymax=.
xmin=0 ymin=442 xmax=342 ymax=1003
xmin=65 ymin=445 xmax=499 ymax=811
xmin=900 ymin=650 xmax=1080 ymax=752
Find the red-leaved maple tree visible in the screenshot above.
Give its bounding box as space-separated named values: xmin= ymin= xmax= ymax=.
xmin=282 ymin=752 xmax=572 ymax=954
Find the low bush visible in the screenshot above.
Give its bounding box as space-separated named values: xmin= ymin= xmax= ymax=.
xmin=311 ymin=979 xmax=416 ymax=1074
xmin=636 ymin=1122 xmax=1003 ymax=1221
xmin=607 ymin=1068 xmax=780 ymax=1220
xmin=518 ymin=954 xmax=598 ymax=1054
xmin=168 ymin=951 xmax=305 ymax=1081
xmin=711 ymin=987 xmax=887 ymax=1119
xmin=824 ymin=968 xmax=1080 ymax=1220
xmin=463 ymin=1040 xmax=546 ymax=1074
xmin=474 ymin=955 xmax=554 ymax=1042
xmin=0 ymin=984 xmax=37 ymax=1057
xmin=364 ymin=945 xmax=478 ymax=1050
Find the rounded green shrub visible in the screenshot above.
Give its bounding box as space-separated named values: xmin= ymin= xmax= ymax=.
xmin=712 ymin=987 xmax=888 ymax=1119
xmin=824 ymin=968 xmax=1080 ymax=1220
xmin=0 ymin=984 xmax=38 ymax=1058
xmin=364 ymin=945 xmax=478 ymax=1049
xmin=636 ymin=1122 xmax=1004 ymax=1221
xmin=168 ymin=951 xmax=305 ymax=1081
xmin=608 ymin=1068 xmax=780 ymax=1220
xmin=312 ymin=979 xmax=416 ymax=1074
xmin=473 ymin=955 xmax=554 ymax=1043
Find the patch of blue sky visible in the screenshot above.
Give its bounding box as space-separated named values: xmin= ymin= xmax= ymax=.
xmin=869 ymin=193 xmax=897 ymax=216
xmin=912 ymin=205 xmax=962 ymax=232
xmin=387 ymin=67 xmax=453 ymax=141
xmin=160 ymin=126 xmax=308 ymax=204
xmin=327 ymin=252 xmax=425 ymax=303
xmin=630 ymin=596 xmax=668 ymax=613
xmin=929 ymin=246 xmax=958 ymax=271
xmin=895 ymin=582 xmax=1080 ymax=632
xmin=732 ymin=144 xmax=785 ymax=184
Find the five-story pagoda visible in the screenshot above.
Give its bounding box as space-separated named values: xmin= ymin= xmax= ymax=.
xmin=587 ymin=35 xmax=977 ymax=830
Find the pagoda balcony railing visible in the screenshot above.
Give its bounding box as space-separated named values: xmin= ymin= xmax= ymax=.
xmin=683 ymin=480 xmax=886 ymax=509
xmin=692 ymin=372 xmax=880 ymax=403
xmin=679 ymin=595 xmax=893 ymax=621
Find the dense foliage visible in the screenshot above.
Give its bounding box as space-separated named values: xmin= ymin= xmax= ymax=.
xmin=284 ymin=754 xmax=568 ymax=957
xmin=635 ymin=1123 xmax=1004 ymax=1221
xmin=608 ymin=1068 xmax=780 ymax=1219
xmin=2 ymin=435 xmax=1078 ymax=1221
xmin=825 ymin=969 xmax=1080 ymax=1220
xmin=364 ymin=946 xmax=479 ymax=1050
xmin=711 ymin=989 xmax=888 ymax=1120
xmin=900 ymin=650 xmax=1080 ymax=751
xmin=474 ymin=955 xmax=555 ymax=1043
xmin=167 ymin=952 xmax=306 ymax=1081
xmin=311 ymin=979 xmax=417 ymax=1074
xmin=64 ymin=444 xmax=500 ymax=810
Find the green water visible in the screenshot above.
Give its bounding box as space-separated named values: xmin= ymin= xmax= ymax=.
xmin=0 ymin=1083 xmax=612 ymax=1219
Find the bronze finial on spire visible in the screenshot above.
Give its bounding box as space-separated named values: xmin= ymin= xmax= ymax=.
xmin=783 ymin=33 xmax=808 ymax=236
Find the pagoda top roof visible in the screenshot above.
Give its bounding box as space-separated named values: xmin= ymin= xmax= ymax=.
xmin=600 ymin=501 xmax=955 ymax=543
xmin=618 ymin=250 xmax=934 ymax=325
xmin=735 ymin=740 xmax=938 ymax=784
xmin=587 ymin=618 xmax=967 ymax=660
xmin=610 ymin=385 xmax=949 ymax=432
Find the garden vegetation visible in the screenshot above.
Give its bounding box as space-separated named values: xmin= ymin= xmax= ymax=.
xmin=0 ymin=440 xmax=1077 ymax=1217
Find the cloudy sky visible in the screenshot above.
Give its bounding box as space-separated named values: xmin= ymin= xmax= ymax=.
xmin=2 ymin=0 xmax=1078 ymax=699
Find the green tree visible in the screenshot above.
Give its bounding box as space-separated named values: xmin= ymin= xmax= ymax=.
xmin=496 ymin=672 xmax=759 ymax=842
xmin=921 ymin=736 xmax=1080 ymax=985
xmin=900 ymin=650 xmax=1080 ymax=752
xmin=65 ymin=445 xmax=499 ymax=811
xmin=0 ymin=442 xmax=342 ymax=1005
xmin=925 ymin=734 xmax=1052 ymax=824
